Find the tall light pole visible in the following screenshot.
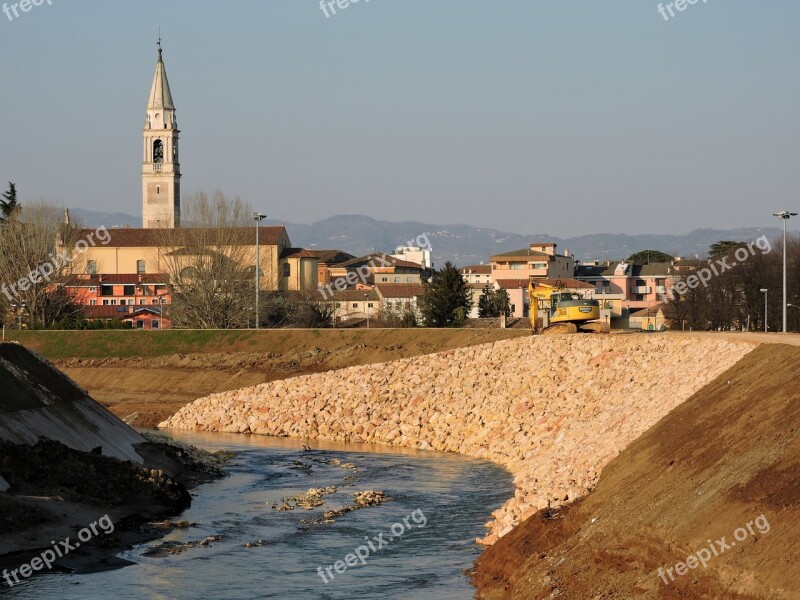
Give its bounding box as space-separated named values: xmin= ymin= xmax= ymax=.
xmin=760 ymin=288 xmax=768 ymax=333
xmin=773 ymin=211 xmax=797 ymax=333
xmin=788 ymin=303 xmax=800 ymax=331
xmin=364 ymin=293 xmax=370 ymax=329
xmin=254 ymin=212 xmax=267 ymax=330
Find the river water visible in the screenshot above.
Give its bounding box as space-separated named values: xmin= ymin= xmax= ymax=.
xmin=6 ymin=432 xmax=513 ymax=600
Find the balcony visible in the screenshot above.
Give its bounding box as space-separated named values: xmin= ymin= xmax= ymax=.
xmin=656 ymin=286 xmax=667 ymax=294
xmin=152 ymin=162 xmax=164 ymax=172
xmin=631 ymin=286 xmax=652 ymax=294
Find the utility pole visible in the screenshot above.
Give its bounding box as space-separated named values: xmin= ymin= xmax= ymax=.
xmin=773 ymin=211 xmax=797 ymax=333
xmin=254 ymin=212 xmax=267 ymax=330
xmin=760 ymin=288 xmax=768 ymax=333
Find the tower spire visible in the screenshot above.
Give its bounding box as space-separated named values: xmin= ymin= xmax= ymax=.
xmin=142 ymin=38 xmax=181 ymax=229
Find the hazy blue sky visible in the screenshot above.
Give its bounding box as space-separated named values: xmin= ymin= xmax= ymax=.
xmin=1 ymin=0 xmax=798 ymax=236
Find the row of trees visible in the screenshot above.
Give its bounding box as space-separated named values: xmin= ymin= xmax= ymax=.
xmin=664 ymin=238 xmax=799 ymax=332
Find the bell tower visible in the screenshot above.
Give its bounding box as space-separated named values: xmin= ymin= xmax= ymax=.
xmin=142 ymin=40 xmax=181 ymax=228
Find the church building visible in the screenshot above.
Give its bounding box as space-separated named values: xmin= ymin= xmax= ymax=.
xmin=61 ymin=42 xmax=319 ymax=326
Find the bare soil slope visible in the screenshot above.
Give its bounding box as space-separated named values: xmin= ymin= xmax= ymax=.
xmin=472 ymin=343 xmax=800 ymax=599
xmin=12 ymin=329 xmax=528 ymax=427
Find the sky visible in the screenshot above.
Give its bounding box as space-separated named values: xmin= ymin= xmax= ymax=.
xmin=1 ymin=0 xmax=798 ymax=237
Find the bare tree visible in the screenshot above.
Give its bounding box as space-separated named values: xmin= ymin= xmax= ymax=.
xmin=0 ymin=201 xmax=83 ymax=328
xmin=157 ymin=191 xmax=261 ymax=329
xmin=668 ymin=237 xmax=788 ymax=331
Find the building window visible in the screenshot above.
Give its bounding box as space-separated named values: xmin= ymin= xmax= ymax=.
xmin=139 ymin=299 xmax=146 ymax=305
xmin=282 ymin=263 xmax=291 ymax=277
xmin=87 ymin=261 xmax=97 ymax=275
xmin=394 ymin=277 xmax=400 ymax=283
xmin=110 ymin=300 xmax=118 ymax=306
xmin=89 ymin=300 xmax=97 ymax=306
xmin=407 ymin=277 xmax=413 ymax=283
xmin=102 ymin=300 xmax=109 ymax=306
xmin=89 ymin=286 xmax=97 ymax=293
xmin=352 ymin=303 xmax=358 ymax=308
xmin=509 ymin=264 xmax=524 ymax=270
xmin=136 ymin=320 xmax=145 ymax=329
xmin=368 ymin=303 xmax=374 ymax=308
xmin=123 ymin=285 xmax=135 ymax=296
xmin=381 ymin=277 xmax=388 ymax=282
xmin=152 ymin=320 xmax=160 ymax=330
xmin=137 ymin=260 xmax=146 ymax=274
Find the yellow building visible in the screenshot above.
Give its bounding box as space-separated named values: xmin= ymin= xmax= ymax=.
xmin=65 ymin=226 xmax=317 ymax=292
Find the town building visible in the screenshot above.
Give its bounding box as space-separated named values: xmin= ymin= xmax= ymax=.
xmin=490 ymin=243 xmax=574 ymax=281
xmin=315 ymin=250 xmax=357 ymax=286
xmin=459 ymin=265 xmax=493 ymax=286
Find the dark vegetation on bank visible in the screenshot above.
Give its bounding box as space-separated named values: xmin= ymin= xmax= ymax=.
xmin=0 ymin=342 xmax=231 ymax=580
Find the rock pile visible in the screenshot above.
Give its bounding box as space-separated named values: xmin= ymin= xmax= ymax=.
xmin=161 ymin=335 xmax=755 ymax=544
xmin=274 ymin=486 xmax=339 ymax=511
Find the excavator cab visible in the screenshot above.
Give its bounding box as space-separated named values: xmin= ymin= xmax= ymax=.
xmin=529 ymin=281 xmax=608 ymax=334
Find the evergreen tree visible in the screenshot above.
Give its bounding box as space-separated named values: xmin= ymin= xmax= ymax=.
xmin=0 ymin=182 xmax=19 ymax=223
xmin=478 ymin=285 xmax=495 ymax=317
xmin=709 ymin=241 xmax=745 ymax=258
xmin=420 ymin=261 xmax=471 ymax=327
xmin=478 ymin=286 xmax=512 ymax=318
xmin=627 ymin=249 xmax=674 ymax=264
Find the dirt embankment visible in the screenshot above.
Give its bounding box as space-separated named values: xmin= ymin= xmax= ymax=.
xmin=44 ymin=329 xmax=528 ymax=427
xmin=472 ymin=343 xmax=800 ymax=599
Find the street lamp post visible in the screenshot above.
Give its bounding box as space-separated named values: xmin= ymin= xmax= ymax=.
xmin=253 ymin=212 xmax=267 ymax=330
xmin=760 ymin=288 xmax=768 ymax=333
xmin=788 ymin=303 xmax=800 ymax=331
xmin=364 ymin=293 xmax=370 ymax=329
xmin=773 ymin=211 xmax=797 ymax=333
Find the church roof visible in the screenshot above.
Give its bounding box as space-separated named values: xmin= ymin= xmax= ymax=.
xmin=280 ymin=248 xmax=319 ymax=259
xmin=74 ymin=226 xmax=288 ymax=248
xmin=148 ymin=44 xmax=175 ymax=110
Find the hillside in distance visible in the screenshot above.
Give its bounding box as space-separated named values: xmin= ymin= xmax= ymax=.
xmin=71 ymin=209 xmax=785 ymax=267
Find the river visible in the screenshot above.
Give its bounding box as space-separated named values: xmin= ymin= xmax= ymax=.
xmin=6 ymin=431 xmax=513 ymax=600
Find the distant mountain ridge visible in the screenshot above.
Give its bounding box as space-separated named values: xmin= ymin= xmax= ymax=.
xmin=71 ymin=209 xmax=786 ymax=267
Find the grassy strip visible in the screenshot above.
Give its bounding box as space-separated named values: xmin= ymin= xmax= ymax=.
xmin=3 ymin=329 xmax=528 ymax=360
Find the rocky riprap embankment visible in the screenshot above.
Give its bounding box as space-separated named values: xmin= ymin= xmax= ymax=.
xmin=160 ymin=335 xmax=755 ymax=544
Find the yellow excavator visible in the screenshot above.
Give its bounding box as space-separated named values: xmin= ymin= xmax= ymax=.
xmin=529 ymin=280 xmax=610 ymax=334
